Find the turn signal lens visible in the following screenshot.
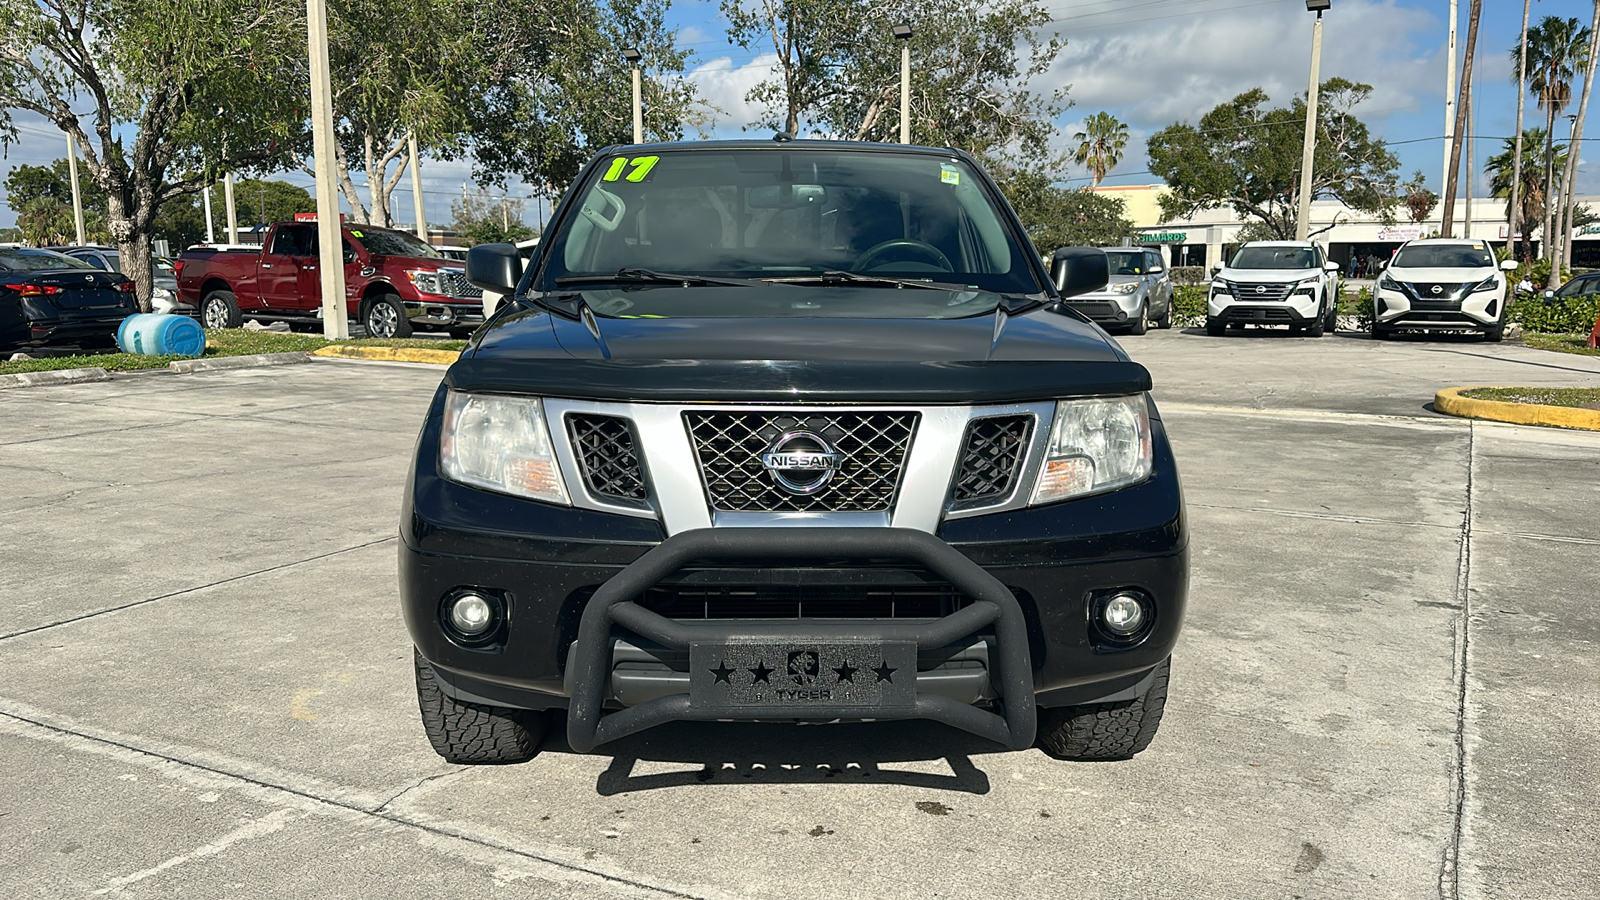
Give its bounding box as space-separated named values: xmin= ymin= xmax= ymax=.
xmin=1031 ymin=395 xmax=1152 ymax=504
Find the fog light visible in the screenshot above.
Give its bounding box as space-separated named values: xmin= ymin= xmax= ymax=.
xmin=448 ymin=593 xmax=494 ymax=635
xmin=1102 ymin=593 xmax=1147 ymax=635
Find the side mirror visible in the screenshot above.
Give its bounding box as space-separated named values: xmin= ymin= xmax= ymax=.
xmin=1499 ymin=259 xmax=1519 ymax=271
xmin=342 ymin=247 xmax=357 ymax=265
xmin=466 ymin=243 xmax=522 ymax=295
xmin=1543 ymin=290 xmax=1555 ymax=300
xmin=1209 ymin=262 xmax=1224 ymax=275
xmin=1051 ymin=247 xmax=1109 ymax=299
xmin=1148 ymin=266 xmax=1164 ymax=274
xmin=1323 ymin=261 xmax=1340 ymax=272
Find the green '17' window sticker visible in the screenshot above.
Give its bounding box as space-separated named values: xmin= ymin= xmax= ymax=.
xmin=602 ymin=155 xmax=661 ymax=183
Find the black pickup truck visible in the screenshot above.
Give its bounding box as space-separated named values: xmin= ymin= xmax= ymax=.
xmin=401 ymin=139 xmax=1187 ymax=763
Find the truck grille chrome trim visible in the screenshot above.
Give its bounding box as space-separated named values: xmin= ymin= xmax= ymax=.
xmin=437 ymin=268 xmax=483 ymax=300
xmin=1226 ymin=280 xmax=1293 ymax=301
xmin=567 ymin=414 xmax=648 ymax=503
xmin=685 ymin=411 xmax=918 ymax=512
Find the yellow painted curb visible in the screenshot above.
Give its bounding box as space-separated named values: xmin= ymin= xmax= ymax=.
xmin=1435 ymin=387 xmax=1600 ymax=432
xmin=311 ymin=345 xmax=461 ymax=365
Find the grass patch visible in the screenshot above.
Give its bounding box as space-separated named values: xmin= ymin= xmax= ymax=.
xmin=1460 ymin=387 xmax=1600 ymax=409
xmin=1519 ymin=332 xmax=1600 ymax=357
xmin=2 ymin=327 xmax=467 ymax=376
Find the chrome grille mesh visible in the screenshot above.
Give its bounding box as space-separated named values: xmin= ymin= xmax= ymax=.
xmin=438 ymin=268 xmax=483 ymax=299
xmin=567 ymin=414 xmax=647 ymax=502
xmin=685 ymin=411 xmax=918 ymax=512
xmin=1226 ymin=280 xmax=1293 ymax=301
xmin=951 ymin=415 xmax=1033 ymax=506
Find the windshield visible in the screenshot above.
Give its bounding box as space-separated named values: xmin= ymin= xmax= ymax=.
xmin=1229 ymin=246 xmax=1317 ymax=270
xmin=353 ymin=228 xmax=442 ymax=259
xmin=1391 ymin=244 xmax=1494 ymax=269
xmin=0 ymin=248 xmax=98 ymax=272
xmin=542 ymin=148 xmax=1041 ymax=316
xmin=1105 ymin=251 xmax=1147 ymax=276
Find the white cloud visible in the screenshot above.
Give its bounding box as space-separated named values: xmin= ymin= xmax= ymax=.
xmin=689 ymin=53 xmax=781 ymax=137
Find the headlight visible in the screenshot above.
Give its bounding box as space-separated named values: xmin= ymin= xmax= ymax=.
xmin=1470 ymin=275 xmax=1498 ymax=293
xmin=152 ymin=287 xmax=176 ymax=301
xmin=408 ymin=269 xmax=444 ymax=295
xmin=1210 ymin=280 xmax=1229 ymax=296
xmin=1111 ymin=282 xmax=1140 ymax=294
xmin=1378 ymin=274 xmax=1400 ymax=291
xmin=1031 ymin=395 xmax=1153 ymax=505
xmin=1291 ymin=277 xmax=1318 ymax=295
xmin=440 ymin=392 xmax=570 ymax=505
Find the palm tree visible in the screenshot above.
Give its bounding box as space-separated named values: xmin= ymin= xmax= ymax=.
xmin=1487 ymin=128 xmax=1564 ymax=242
xmin=1525 ymin=15 xmax=1592 ymax=262
xmin=1508 ymin=0 xmax=1531 ymax=258
xmin=1072 ymin=112 xmax=1128 ymax=189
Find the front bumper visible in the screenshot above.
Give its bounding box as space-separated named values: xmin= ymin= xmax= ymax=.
xmin=1374 ymin=287 xmax=1502 ymax=330
xmin=403 ymin=299 xmax=485 ymax=329
xmin=1064 ymin=290 xmax=1143 ymax=324
xmin=1209 ymin=292 xmax=1319 ymax=325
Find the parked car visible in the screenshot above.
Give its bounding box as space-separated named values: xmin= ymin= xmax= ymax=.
xmin=1206 ymin=240 xmax=1341 ymax=336
xmin=1371 ymin=238 xmax=1518 ymax=341
xmin=403 ymin=140 xmax=1187 ymax=766
xmin=437 ymin=245 xmax=470 ymax=261
xmin=0 ymin=247 xmax=137 ymax=350
xmin=44 ymin=244 xmax=187 ymax=315
xmin=1057 ymin=246 xmax=1173 ymax=334
xmin=175 ymin=222 xmax=483 ymax=338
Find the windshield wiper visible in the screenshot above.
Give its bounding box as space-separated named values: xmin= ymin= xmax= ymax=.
xmin=555 ymin=267 xmax=765 ymax=288
xmin=766 ymin=271 xmax=976 ymax=292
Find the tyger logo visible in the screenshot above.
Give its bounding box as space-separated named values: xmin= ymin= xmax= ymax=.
xmin=787 ymin=650 xmax=821 ymax=687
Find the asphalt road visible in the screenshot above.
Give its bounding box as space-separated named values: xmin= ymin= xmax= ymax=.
xmin=1 ymin=328 xmax=1598 ymax=899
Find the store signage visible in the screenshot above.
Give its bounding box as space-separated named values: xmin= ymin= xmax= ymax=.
xmin=1139 ymin=232 xmax=1187 ymax=243
xmin=1377 ymin=226 xmax=1422 ymax=242
xmin=1582 ymin=225 xmax=1600 ymax=236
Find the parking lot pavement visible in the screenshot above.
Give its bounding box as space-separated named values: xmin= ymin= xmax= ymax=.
xmin=1 ymin=343 xmax=1597 ymax=899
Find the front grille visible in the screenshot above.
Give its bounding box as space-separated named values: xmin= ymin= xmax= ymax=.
xmin=1223 ymin=307 xmax=1294 ymax=321
xmin=1066 ymin=301 xmax=1120 ymax=319
xmin=1405 ymin=283 xmax=1467 ymax=302
xmin=685 ymin=411 xmax=918 ymax=512
xmin=1409 ymin=298 xmax=1464 ymax=311
xmin=951 ymin=414 xmax=1033 ymax=506
xmin=641 ymin=584 xmax=971 ymax=619
xmin=1226 ymin=281 xmax=1294 ymax=301
xmin=438 ymin=268 xmax=483 ymax=299
xmin=567 ymin=414 xmax=647 ymax=502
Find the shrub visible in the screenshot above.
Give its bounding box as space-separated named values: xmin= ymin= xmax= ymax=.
xmin=1510 ymin=292 xmax=1600 ymax=334
xmin=1167 ymin=266 xmax=1209 ymax=285
xmin=1171 ymin=284 xmax=1208 ymax=326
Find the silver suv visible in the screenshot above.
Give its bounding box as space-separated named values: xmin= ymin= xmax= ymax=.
xmin=1058 ymin=247 xmax=1173 ymax=334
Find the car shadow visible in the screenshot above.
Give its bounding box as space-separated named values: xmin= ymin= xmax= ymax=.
xmin=539 ymin=714 xmax=1002 ymax=796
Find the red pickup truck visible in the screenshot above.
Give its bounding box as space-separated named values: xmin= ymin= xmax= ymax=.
xmin=175 ymin=222 xmax=484 ymax=338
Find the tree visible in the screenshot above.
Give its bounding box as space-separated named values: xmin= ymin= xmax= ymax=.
xmin=1487 ymin=129 xmax=1560 ymax=259
xmin=1399 ymin=171 xmax=1438 ymax=226
xmin=991 ymin=161 xmax=1135 ymax=254
xmin=1146 ymin=79 xmax=1399 ymax=240
xmin=1509 ymin=0 xmax=1532 ymax=255
xmin=147 ymin=178 xmax=316 ymax=252
xmin=1555 ymin=2 xmax=1600 ymax=274
xmin=1440 ymin=0 xmax=1482 ymax=235
xmin=468 ymin=0 xmax=701 ymax=196
xmin=1525 ymin=15 xmax=1591 ymax=268
xmin=1 ymin=0 xmax=308 ymax=309
xmin=4 ymin=158 xmax=111 ymax=244
xmin=722 ymin=0 xmax=1065 ymax=156
xmin=450 ymin=187 xmax=536 ymax=245
xmin=1072 ymin=112 xmax=1128 ymax=189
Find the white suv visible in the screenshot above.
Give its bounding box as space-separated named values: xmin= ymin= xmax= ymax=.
xmin=1206 ymin=241 xmax=1341 ymax=337
xmin=1371 ymin=238 xmax=1518 ymax=342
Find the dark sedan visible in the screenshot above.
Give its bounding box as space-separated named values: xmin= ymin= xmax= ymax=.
xmin=1 ymin=247 xmax=138 ymax=351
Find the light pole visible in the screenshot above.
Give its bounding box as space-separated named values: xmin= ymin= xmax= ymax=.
xmin=892 ymin=23 xmax=914 ymax=144
xmin=1441 ymin=0 xmax=1457 ymax=224
xmin=1294 ymin=0 xmax=1328 ymax=242
xmin=408 ymin=132 xmax=427 ymax=242
xmin=622 ymin=47 xmax=643 ymax=144
xmin=65 ymin=132 xmax=85 ymax=245
xmin=307 ymin=0 xmax=349 ymax=339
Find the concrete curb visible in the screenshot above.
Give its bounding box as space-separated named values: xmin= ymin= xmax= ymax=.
xmin=0 ymin=366 xmax=112 ymax=390
xmin=169 ymin=352 xmax=311 ymax=374
xmin=311 ymin=345 xmax=460 ymax=365
xmin=1435 ymin=386 xmax=1600 ymax=432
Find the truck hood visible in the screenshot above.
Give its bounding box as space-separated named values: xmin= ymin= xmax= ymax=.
xmin=447 ymin=288 xmax=1151 ymax=403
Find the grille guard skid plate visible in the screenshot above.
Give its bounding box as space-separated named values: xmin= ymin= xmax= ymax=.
xmin=564 ymin=527 xmax=1037 ymax=752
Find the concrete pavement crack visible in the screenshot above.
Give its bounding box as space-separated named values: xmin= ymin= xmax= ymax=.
xmin=1439 ymin=420 xmax=1475 ymax=900
xmin=374 ymin=770 xmax=461 ymax=815
xmin=0 ymin=709 xmax=718 ymax=900
xmin=0 ymin=535 xmax=398 ymax=642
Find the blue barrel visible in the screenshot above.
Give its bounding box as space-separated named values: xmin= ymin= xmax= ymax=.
xmin=117 ymin=313 xmax=206 ymax=358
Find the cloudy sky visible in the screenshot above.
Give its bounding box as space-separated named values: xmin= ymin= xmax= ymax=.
xmin=1 ymin=0 xmax=1591 ymax=232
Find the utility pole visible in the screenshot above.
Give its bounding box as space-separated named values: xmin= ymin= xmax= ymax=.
xmin=622 ymin=47 xmax=643 ymax=143
xmin=1294 ymin=1 xmax=1328 ymax=242
xmin=408 ymin=132 xmax=427 ymax=242
xmin=1509 ymin=0 xmax=1530 ymax=259
xmin=1440 ymin=0 xmax=1457 ymax=234
xmin=223 ymin=172 xmax=239 ymax=244
xmin=893 ymin=23 xmax=914 ymax=143
xmin=1440 ymin=0 xmax=1479 ymax=237
xmin=307 ymin=0 xmax=349 ymax=339
xmin=65 ymin=132 xmax=86 ymax=246
xmin=1464 ymin=36 xmax=1476 ymax=241
xmin=202 ymin=185 xmax=215 ymax=243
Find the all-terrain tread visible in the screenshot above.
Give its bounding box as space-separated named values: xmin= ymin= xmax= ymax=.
xmin=1037 ymin=657 xmax=1170 ymax=760
xmin=414 ymin=649 xmax=544 ymax=764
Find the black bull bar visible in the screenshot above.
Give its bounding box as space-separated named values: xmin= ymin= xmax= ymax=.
xmin=565 ymin=527 xmax=1037 ymax=753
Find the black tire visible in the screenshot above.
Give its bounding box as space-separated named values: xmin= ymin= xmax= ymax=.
xmin=201 ymin=290 xmax=242 ymax=330
xmin=1156 ymin=298 xmax=1174 ymax=329
xmin=449 ymin=328 xmax=476 ymax=340
xmin=1483 ymin=321 xmax=1505 ymax=343
xmin=289 ymin=321 xmax=323 ymax=334
xmin=1128 ymin=301 xmax=1149 ymax=335
xmin=414 ymin=649 xmax=545 ymax=764
xmin=1305 ymin=309 xmax=1325 ymax=337
xmin=1038 ymin=657 xmax=1171 ymax=760
xmin=1205 ymin=317 xmax=1226 ymax=337
xmin=1370 ymin=322 xmax=1389 ymax=341
xmin=1323 ymin=303 xmax=1338 ymax=334
xmin=364 ymin=294 xmax=412 ymax=339
xmin=79 ymin=333 xmax=121 ymax=351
